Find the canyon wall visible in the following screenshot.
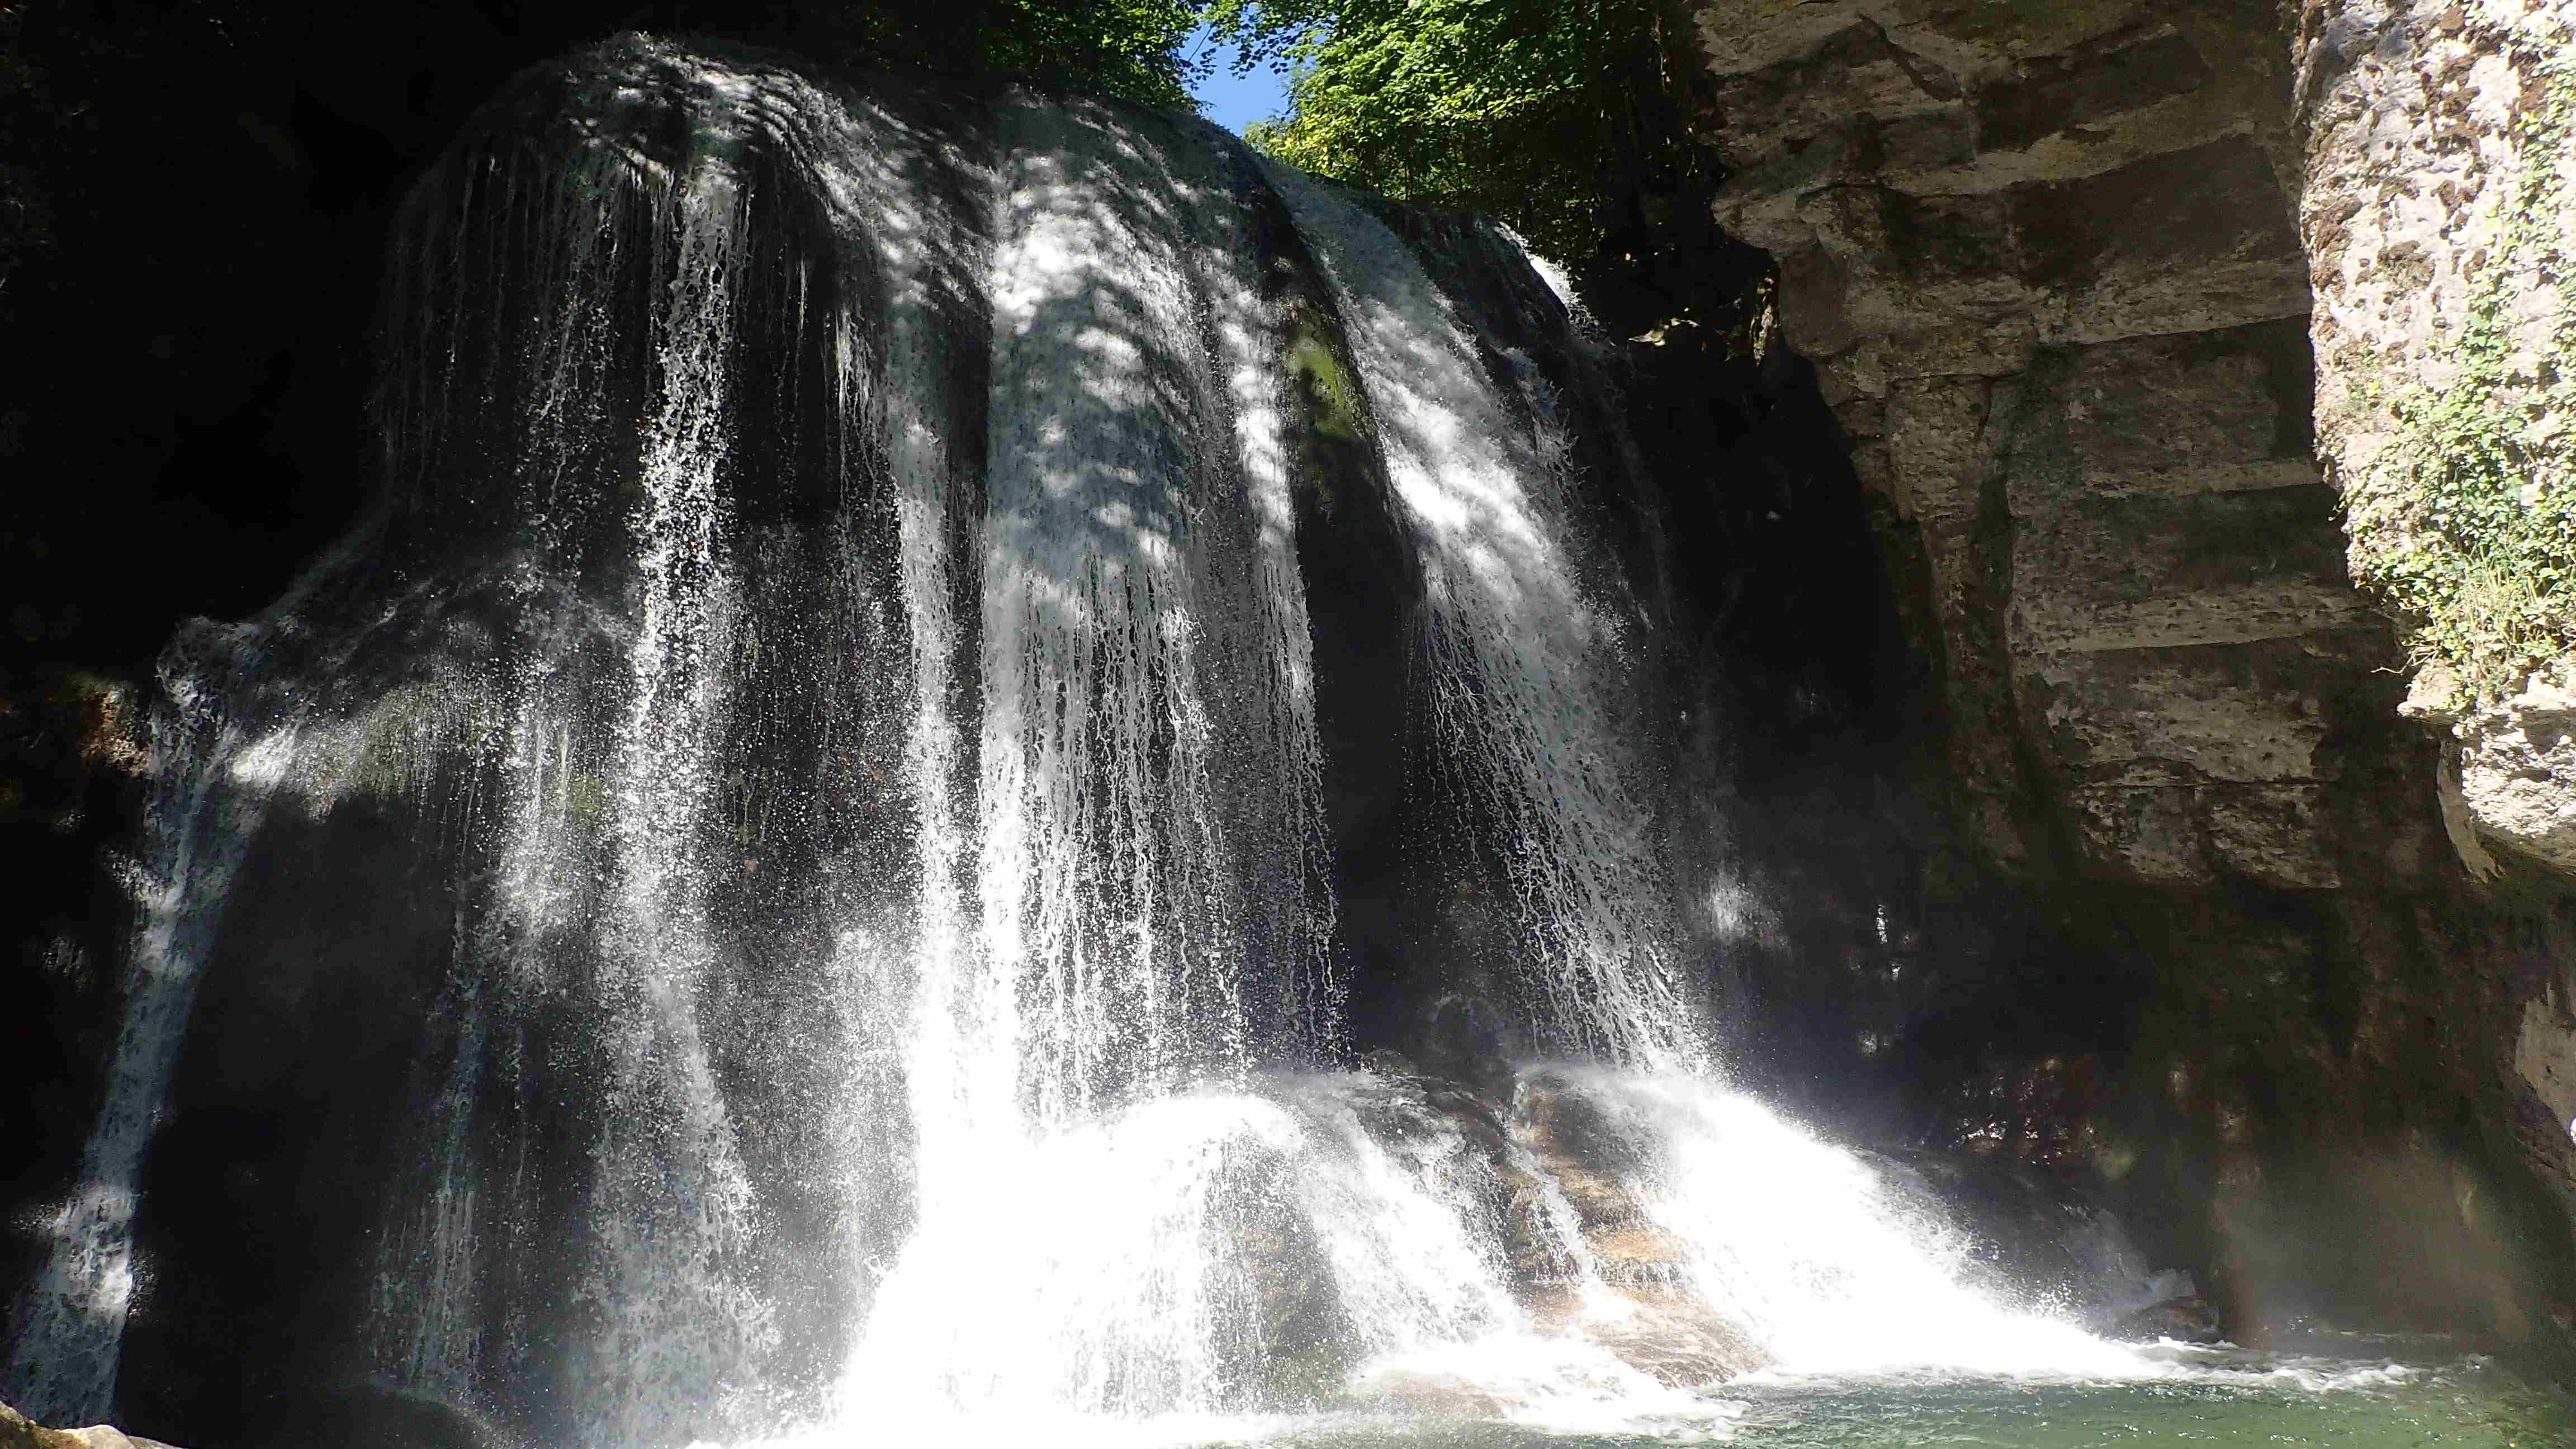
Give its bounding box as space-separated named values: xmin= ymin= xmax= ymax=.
xmin=2297 ymin=0 xmax=2575 ymax=883
xmin=2293 ymin=0 xmax=2576 ymax=1246
xmin=1670 ymin=0 xmax=2576 ymax=1345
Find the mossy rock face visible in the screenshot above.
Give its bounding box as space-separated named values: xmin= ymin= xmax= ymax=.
xmin=2332 ymin=49 xmax=2576 ymax=711
xmin=2298 ymin=0 xmax=2576 ymax=882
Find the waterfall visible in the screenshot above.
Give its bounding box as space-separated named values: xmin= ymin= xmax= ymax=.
xmin=3 ymin=35 xmax=2147 ymax=1444
xmin=0 ymin=625 xmax=281 ymax=1419
xmin=1257 ymin=165 xmax=1699 ymax=1072
xmin=964 ymin=96 xmax=1326 ymax=1140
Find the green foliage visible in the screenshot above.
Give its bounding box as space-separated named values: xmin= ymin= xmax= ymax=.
xmin=790 ymin=0 xmax=1213 ymax=108
xmin=1207 ymin=0 xmax=1683 ymax=259
xmin=2344 ymin=38 xmax=2576 ymax=708
xmin=977 ymin=0 xmax=1210 ymax=106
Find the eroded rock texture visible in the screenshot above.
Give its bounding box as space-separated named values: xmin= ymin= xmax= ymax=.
xmin=1673 ymin=0 xmax=2576 ymax=1346
xmin=2289 ymin=0 xmax=2576 ymax=1309
xmin=1688 ymin=0 xmax=2342 ymax=884
xmin=2297 ymin=0 xmax=2576 ymax=879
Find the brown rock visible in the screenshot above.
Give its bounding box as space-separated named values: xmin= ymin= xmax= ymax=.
xmin=1511 ymin=1071 xmax=1767 ymax=1382
xmin=0 ymin=1400 xmax=180 ymax=1449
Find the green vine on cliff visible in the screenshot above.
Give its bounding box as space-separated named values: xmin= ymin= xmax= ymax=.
xmin=2343 ymin=27 xmax=2576 ymax=709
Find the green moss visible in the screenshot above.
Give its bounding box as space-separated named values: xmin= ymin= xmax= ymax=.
xmin=1287 ymin=333 xmax=1362 ymax=443
xmin=2343 ymin=35 xmax=2576 ymax=709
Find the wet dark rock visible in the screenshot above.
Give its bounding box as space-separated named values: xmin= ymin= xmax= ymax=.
xmin=1578 ymin=1298 xmax=1763 ymax=1389
xmin=1208 ymin=1142 xmax=1362 ymax=1406
xmin=224 ymin=1386 xmax=508 ymax=1449
xmin=1505 ymin=1071 xmax=1765 ymax=1380
xmin=1883 ymin=1150 xmax=2147 ymax=1315
xmin=1511 ymin=1069 xmax=1687 ymax=1292
xmin=2108 ymin=1295 xmax=2226 ymax=1346
xmin=0 ymin=669 xmax=148 ymax=832
xmin=1329 ymin=1060 xmax=1535 ymax=1272
xmin=1 ymin=666 xmax=153 ymax=1305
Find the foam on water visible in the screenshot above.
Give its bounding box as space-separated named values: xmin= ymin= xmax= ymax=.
xmin=1530 ymin=1068 xmax=2139 ymax=1379
xmin=842 ymin=1072 xmax=1591 ymax=1427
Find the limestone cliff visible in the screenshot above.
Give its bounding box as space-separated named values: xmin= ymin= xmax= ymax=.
xmin=1683 ymin=0 xmax=2344 ymax=887
xmin=2293 ymin=0 xmax=2576 ymax=1306
xmin=2295 ymin=0 xmax=2575 ymax=878
xmin=1669 ymin=0 xmax=2576 ymax=1344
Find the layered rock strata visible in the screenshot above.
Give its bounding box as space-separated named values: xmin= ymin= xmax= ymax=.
xmin=1684 ymin=0 xmax=2345 ymax=885
xmin=1671 ymin=0 xmax=2576 ymax=1343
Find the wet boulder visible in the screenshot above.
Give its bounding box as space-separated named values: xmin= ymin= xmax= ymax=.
xmin=1206 ymin=1140 xmax=1362 ymax=1407
xmin=1510 ymin=1068 xmax=1698 ymax=1297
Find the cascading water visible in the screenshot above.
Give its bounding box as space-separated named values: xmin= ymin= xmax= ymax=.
xmin=1254 ymin=165 xmax=1697 ymax=1074
xmin=0 ymin=622 xmax=284 ymax=1419
xmin=5 ymin=33 xmax=2446 ymax=1449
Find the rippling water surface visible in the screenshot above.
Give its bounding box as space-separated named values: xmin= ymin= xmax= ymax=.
xmin=740 ymin=1340 xmax=2572 ymax=1449
xmin=1246 ymin=1352 xmax=2572 ymax=1448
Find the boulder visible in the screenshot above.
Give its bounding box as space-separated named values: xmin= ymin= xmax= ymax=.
xmin=2447 ymin=671 xmax=2576 ymax=878
xmin=1325 ymin=1064 xmax=1765 ymax=1386
xmin=0 ymin=1400 xmax=180 ymax=1449
xmin=1510 ymin=1069 xmax=1767 ymax=1382
xmin=1205 ymin=1136 xmax=1363 ymax=1405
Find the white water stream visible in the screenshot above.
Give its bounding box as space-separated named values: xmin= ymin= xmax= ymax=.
xmin=0 ymin=627 xmax=282 ymax=1417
